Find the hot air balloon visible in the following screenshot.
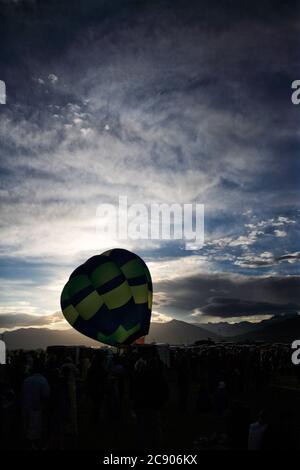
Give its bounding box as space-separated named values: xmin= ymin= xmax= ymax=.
xmin=60 ymin=249 xmax=152 ymax=347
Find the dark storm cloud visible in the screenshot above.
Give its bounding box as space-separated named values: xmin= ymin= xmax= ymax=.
xmin=201 ymin=297 xmax=299 ymax=318
xmin=155 ymin=273 xmax=300 ymax=318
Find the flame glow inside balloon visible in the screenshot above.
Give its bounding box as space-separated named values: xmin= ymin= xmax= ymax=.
xmin=61 ymin=249 xmax=152 ymax=346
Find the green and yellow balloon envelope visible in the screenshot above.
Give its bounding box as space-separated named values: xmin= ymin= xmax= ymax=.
xmin=60 ymin=249 xmax=152 ymax=346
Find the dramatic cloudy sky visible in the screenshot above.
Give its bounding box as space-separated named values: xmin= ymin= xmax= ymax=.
xmin=0 ymin=0 xmax=299 ymax=331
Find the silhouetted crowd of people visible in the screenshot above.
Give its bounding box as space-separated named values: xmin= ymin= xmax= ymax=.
xmin=0 ymin=343 xmax=299 ymax=450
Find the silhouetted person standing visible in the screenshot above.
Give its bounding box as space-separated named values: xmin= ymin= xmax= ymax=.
xmin=131 ymin=356 xmax=169 ymax=450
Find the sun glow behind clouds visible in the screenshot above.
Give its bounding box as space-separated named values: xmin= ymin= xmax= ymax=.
xmin=0 ymin=0 xmax=299 ymax=331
